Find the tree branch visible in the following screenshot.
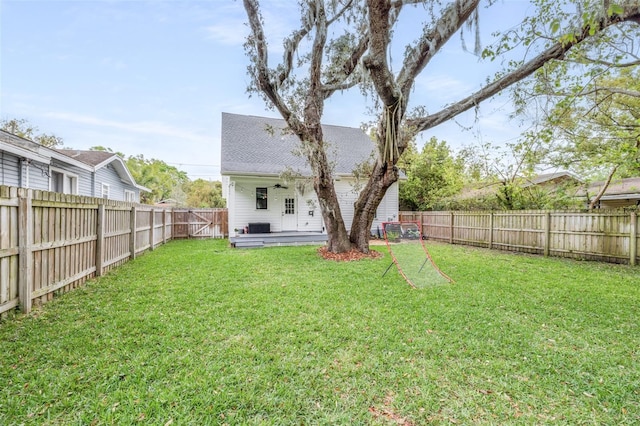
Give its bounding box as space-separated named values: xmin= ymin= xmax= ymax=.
xmin=243 ymin=0 xmax=302 ymax=132
xmin=304 ymin=0 xmax=331 ymax=129
xmin=589 ymin=166 xmax=617 ymax=210
xmin=397 ymin=0 xmax=480 ymax=95
xmin=407 ymin=8 xmax=640 ymax=134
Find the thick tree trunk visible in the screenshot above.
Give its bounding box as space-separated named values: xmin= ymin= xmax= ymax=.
xmin=304 ymin=125 xmax=352 ymax=253
xmin=349 ymin=161 xmax=399 ymax=253
xmin=316 ymin=176 xmax=352 ymax=253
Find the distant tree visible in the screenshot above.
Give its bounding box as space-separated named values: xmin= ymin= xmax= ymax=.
xmin=1 ymin=118 xmax=63 ymax=147
xmin=399 ymin=138 xmax=464 ymax=210
xmin=535 ymin=68 xmax=640 ymax=209
xmin=185 ymin=179 xmax=226 ymax=208
xmin=89 ymin=146 xmax=126 ymax=158
xmin=124 ymin=155 xmax=189 ymax=204
xmin=443 ymin=132 xmax=583 ymax=210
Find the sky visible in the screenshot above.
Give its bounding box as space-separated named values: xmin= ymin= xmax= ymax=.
xmin=1 ymin=0 xmax=536 ymax=181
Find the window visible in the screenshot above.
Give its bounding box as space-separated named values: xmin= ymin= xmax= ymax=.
xmin=101 ymin=183 xmax=110 ymax=199
xmin=256 ymin=187 xmax=267 ymax=209
xmin=50 ymin=169 xmax=78 ymax=195
xmin=124 ymin=190 xmax=136 ymax=202
xmin=285 ymin=197 xmax=295 ymax=214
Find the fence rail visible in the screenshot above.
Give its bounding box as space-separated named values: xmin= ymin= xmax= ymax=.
xmin=400 ymin=210 xmax=639 ymax=266
xmin=0 ymin=185 xmax=228 ymax=316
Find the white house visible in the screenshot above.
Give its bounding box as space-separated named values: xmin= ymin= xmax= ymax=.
xmin=0 ymin=129 xmax=148 ymax=202
xmin=221 ymin=112 xmax=400 ymax=239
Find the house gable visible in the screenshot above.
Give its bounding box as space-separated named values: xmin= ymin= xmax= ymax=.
xmin=221 ymin=112 xmax=376 ymax=177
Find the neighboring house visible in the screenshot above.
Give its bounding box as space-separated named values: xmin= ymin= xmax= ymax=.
xmin=521 ymin=171 xmax=582 ymax=189
xmin=578 ymin=177 xmax=640 ymax=209
xmin=221 ymin=112 xmax=400 ymax=236
xmin=0 ymin=129 xmax=148 ymax=202
xmin=444 ymin=171 xmax=582 ymax=209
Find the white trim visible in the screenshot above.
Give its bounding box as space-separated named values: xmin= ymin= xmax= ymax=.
xmin=101 ymin=183 xmax=110 ymax=199
xmin=49 ymin=166 xmax=79 ymax=195
xmin=0 ymin=140 xmax=50 ymax=163
xmin=124 ymin=189 xmax=136 ymax=202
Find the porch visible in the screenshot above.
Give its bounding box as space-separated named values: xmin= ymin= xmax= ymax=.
xmin=229 ymin=231 xmax=328 ymax=249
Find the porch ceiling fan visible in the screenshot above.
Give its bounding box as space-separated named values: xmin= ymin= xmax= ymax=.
xmin=271 ymin=183 xmax=289 ymax=189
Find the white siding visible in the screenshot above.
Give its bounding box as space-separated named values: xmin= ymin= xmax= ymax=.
xmin=228 ymin=177 xmax=296 ymax=233
xmin=334 ymin=178 xmax=399 ymax=234
xmin=227 ymin=175 xmax=399 ymax=236
xmin=373 ymin=182 xmax=399 ymax=236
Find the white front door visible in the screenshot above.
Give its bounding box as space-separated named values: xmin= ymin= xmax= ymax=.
xmin=282 ymin=195 xmax=297 ymax=231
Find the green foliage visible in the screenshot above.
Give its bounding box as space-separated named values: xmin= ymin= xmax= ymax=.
xmin=541 ymin=67 xmax=640 ymax=181
xmin=0 ymin=118 xmax=63 ymax=147
xmin=184 ymin=179 xmax=226 ymax=208
xmin=1 ymin=240 xmax=639 ymax=424
xmin=125 ymin=155 xmax=189 ymax=204
xmin=399 ymin=138 xmax=464 ymax=210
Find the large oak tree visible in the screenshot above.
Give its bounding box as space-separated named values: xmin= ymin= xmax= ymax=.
xmin=243 ymin=0 xmax=640 ymax=253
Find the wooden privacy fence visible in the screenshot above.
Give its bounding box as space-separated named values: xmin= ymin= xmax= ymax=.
xmin=0 ymin=185 xmax=228 ymax=316
xmin=172 ymin=208 xmax=227 ymax=239
xmin=400 ymin=210 xmax=639 ymax=266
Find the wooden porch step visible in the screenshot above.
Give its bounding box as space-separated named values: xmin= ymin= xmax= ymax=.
xmin=234 ymin=239 xmax=265 ymax=248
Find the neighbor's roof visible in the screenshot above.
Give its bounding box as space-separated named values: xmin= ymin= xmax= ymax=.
xmin=53 ymin=149 xmax=116 ymax=167
xmin=221 ymin=112 xmax=377 ymax=177
xmin=578 ymin=177 xmax=640 ymax=200
xmin=522 ymin=171 xmax=582 ymax=187
xmin=0 ymin=129 xmax=51 ymax=163
xmin=54 ymin=148 xmax=150 ymax=192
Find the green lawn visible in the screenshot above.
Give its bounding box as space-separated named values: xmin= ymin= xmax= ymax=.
xmin=1 ymin=239 xmax=639 ymax=425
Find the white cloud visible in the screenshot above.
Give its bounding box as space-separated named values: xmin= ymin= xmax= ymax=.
xmin=100 ymin=57 xmax=127 ymax=71
xmin=416 ymin=74 xmax=475 ymax=102
xmin=204 ymin=20 xmax=248 ymax=46
xmin=44 ymin=111 xmax=210 ymax=145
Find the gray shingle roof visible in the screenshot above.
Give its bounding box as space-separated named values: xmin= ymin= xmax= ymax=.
xmin=582 ymin=177 xmax=640 ymax=198
xmin=523 ymin=171 xmax=582 ymax=187
xmin=221 ymin=112 xmax=376 ymax=177
xmin=0 ymin=129 xmax=43 ymax=150
xmin=53 ymin=149 xmax=117 ymax=166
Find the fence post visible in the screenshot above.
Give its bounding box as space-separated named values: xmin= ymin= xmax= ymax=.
xmin=544 ymin=212 xmax=551 ymax=257
xmin=630 ymin=212 xmax=637 ymax=266
xmin=488 ymin=212 xmax=494 ymax=250
xmin=18 ymin=189 xmax=33 ymax=314
xmin=162 ymin=209 xmax=167 ymax=244
xmin=130 ymin=206 xmax=137 ymax=260
xmin=449 ymin=211 xmax=454 ymax=244
xmin=149 ymin=209 xmax=156 ymax=251
xmin=96 ymin=203 xmax=105 ymax=277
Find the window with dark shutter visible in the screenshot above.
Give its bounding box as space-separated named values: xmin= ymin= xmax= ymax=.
xmin=256 ymin=187 xmax=267 ymax=209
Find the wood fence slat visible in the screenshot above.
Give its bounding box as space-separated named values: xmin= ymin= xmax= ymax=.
xmin=0 ymin=183 xmax=228 ymax=313
xmin=404 ymin=209 xmax=639 ymax=265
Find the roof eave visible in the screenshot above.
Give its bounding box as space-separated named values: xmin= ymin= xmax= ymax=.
xmin=0 ymin=140 xmax=51 ymax=163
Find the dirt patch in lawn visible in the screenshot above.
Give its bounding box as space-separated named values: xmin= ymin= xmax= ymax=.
xmin=318 ymin=246 xmax=384 ymax=262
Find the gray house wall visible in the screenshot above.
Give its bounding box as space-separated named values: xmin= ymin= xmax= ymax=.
xmin=50 ymin=158 xmax=93 ymax=196
xmin=0 ymin=151 xmax=50 ymax=190
xmin=95 ymin=164 xmax=140 ymax=201
xmin=0 ymin=151 xmax=21 ymax=187
xmin=24 ymin=160 xmax=50 ymax=190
